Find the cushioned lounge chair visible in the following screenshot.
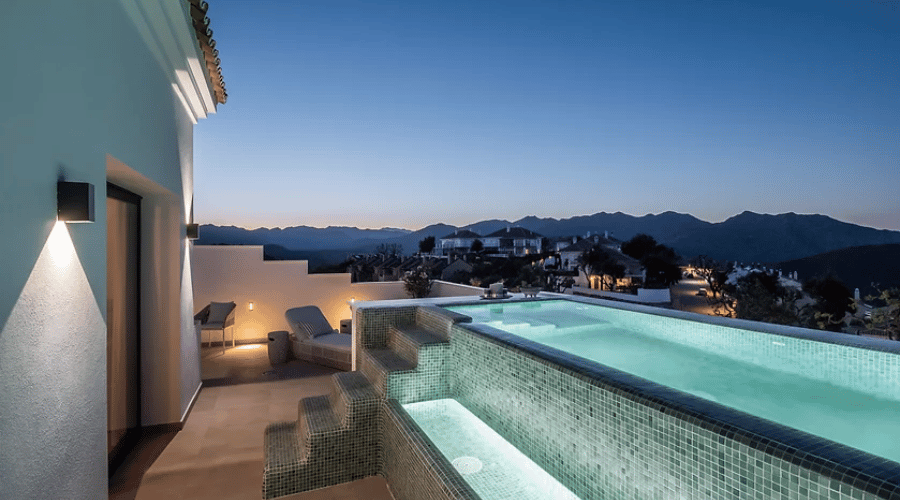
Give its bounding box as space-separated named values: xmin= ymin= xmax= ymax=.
xmin=195 ymin=301 xmax=236 ymax=354
xmin=285 ymin=306 xmax=351 ymax=371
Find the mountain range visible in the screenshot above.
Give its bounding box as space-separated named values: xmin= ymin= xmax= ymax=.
xmin=777 ymin=244 xmax=900 ymax=295
xmin=196 ymin=211 xmax=900 ymax=266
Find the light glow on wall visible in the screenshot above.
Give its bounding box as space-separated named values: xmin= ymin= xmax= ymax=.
xmin=48 ymin=221 xmax=75 ymax=268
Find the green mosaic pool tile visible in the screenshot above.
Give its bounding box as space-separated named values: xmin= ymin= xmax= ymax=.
xmin=447 ymin=321 xmax=892 ymax=500
xmin=355 ymin=305 xmax=417 ymax=349
xmin=382 ymin=399 xmax=480 ymax=500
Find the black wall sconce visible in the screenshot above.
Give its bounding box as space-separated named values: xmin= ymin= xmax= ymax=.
xmin=186 ymin=223 xmax=200 ymax=240
xmin=57 ymin=181 xmax=95 ymax=223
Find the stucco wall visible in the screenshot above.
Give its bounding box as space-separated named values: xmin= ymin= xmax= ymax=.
xmin=0 ymin=1 xmax=207 ymax=497
xmin=572 ymin=285 xmax=672 ymax=303
xmin=192 ymin=246 xmax=485 ymax=342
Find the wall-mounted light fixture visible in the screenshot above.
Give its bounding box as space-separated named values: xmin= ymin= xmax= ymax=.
xmin=248 ymin=302 xmax=254 ymax=311
xmin=186 ymin=223 xmax=200 ymax=240
xmin=57 ymin=181 xmax=95 ymax=223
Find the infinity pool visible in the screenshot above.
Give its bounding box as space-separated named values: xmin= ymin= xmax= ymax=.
xmin=447 ymin=299 xmax=900 ymax=464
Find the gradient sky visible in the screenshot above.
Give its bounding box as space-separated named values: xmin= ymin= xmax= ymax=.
xmin=194 ymin=0 xmax=899 ymax=231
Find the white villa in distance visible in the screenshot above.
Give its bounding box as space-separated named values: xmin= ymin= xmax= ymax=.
xmin=439 ymin=226 xmax=544 ymax=256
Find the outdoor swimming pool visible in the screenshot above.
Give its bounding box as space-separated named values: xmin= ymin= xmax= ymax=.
xmin=446 ymin=299 xmax=900 ymax=463
xmin=360 ymin=299 xmax=900 ymax=499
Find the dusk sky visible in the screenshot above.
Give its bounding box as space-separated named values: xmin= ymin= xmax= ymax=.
xmin=194 ymin=0 xmax=899 ymax=231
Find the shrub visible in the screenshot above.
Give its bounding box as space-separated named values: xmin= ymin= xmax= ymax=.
xmin=403 ymin=266 xmax=433 ymax=298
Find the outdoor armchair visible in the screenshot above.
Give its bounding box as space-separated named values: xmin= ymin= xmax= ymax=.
xmin=195 ymin=301 xmax=236 ymax=354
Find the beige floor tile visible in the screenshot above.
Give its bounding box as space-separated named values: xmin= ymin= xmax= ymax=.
xmin=121 ymin=347 xmax=395 ymax=499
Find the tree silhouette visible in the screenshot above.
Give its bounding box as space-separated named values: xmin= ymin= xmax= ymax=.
xmin=802 ymin=274 xmax=853 ymax=331
xmin=622 ymin=234 xmax=681 ymax=288
xmin=719 ymin=271 xmax=800 ymax=325
xmin=418 ymin=236 xmax=436 ymax=254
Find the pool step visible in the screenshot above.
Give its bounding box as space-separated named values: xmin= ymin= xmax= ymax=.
xmin=264 ymin=309 xmax=458 ymax=498
xmin=388 ymin=325 xmax=446 ymax=365
xmin=262 ymin=371 xmax=380 ymax=499
xmin=358 ymin=347 xmax=415 ymax=398
xmin=358 ymin=325 xmax=451 ymax=403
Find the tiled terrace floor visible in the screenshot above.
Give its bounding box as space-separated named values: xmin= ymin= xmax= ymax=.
xmin=110 ymin=344 xmax=394 ymax=500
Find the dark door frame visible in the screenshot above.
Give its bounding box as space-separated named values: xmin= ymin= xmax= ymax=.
xmin=106 ymin=182 xmax=142 ymax=477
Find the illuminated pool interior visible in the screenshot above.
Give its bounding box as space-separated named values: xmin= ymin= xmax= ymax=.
xmin=354 ymin=299 xmax=900 ymax=500
xmin=403 ymin=398 xmax=579 ymax=500
xmin=446 ymin=299 xmax=900 ymax=463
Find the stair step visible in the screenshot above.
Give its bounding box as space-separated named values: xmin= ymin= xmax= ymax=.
xmin=365 ymin=347 xmax=417 ymax=372
xmin=389 ymin=326 xmax=448 ymax=365
xmin=393 ymin=325 xmax=447 ymax=345
xmin=330 ymin=371 xmax=379 ymax=425
xmin=263 ymin=421 xmax=304 ymax=499
xmin=359 ymin=347 xmax=416 ymax=397
xmin=298 ymin=395 xmax=341 ymax=443
xmin=264 ymin=421 xmax=302 ymax=468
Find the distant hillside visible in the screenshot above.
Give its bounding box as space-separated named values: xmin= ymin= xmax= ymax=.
xmin=195 ymin=212 xmax=900 ymax=265
xmin=261 ymin=244 xmax=354 ymax=270
xmin=513 ymin=211 xmax=711 ymax=242
xmin=668 ymin=212 xmax=900 ymax=263
xmin=777 ymin=244 xmax=900 ymax=296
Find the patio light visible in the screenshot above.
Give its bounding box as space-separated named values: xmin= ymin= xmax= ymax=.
xmin=57 ymin=181 xmax=95 ymax=223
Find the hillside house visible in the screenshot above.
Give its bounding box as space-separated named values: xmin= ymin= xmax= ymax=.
xmin=482 ymin=226 xmax=544 ymax=256
xmin=439 ymin=229 xmax=482 ymax=255
xmin=560 ymin=235 xmax=644 ymax=290
xmin=558 ymin=234 xmax=622 ymax=271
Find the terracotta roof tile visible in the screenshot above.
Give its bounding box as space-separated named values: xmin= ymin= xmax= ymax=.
xmin=188 ymin=0 xmax=227 ymax=105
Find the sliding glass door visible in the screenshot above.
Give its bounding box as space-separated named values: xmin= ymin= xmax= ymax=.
xmin=106 ymin=183 xmax=141 ymax=471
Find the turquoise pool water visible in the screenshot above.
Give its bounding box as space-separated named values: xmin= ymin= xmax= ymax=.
xmin=403 ymin=398 xmax=580 ymax=500
xmin=447 ymin=299 xmax=900 ymax=464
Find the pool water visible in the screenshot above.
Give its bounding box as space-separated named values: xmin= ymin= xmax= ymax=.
xmin=403 ymin=398 xmax=580 ymax=500
xmin=448 ymin=300 xmax=900 ymax=463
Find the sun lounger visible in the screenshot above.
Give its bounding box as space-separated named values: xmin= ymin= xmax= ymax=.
xmin=285 ymin=306 xmax=351 ymax=370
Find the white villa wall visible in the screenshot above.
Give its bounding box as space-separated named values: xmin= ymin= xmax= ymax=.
xmin=192 ymin=246 xmax=484 ymax=342
xmin=572 ymin=285 xmax=672 ymax=304
xmin=0 ymin=1 xmax=213 ymax=498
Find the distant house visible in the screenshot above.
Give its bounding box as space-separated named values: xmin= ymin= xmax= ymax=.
xmin=398 ymin=255 xmax=448 ymax=279
xmin=439 ymin=229 xmax=482 ymax=255
xmin=548 ymin=236 xmax=578 ymax=253
xmin=349 ymin=254 xmax=450 ymax=282
xmin=558 ymin=234 xmax=622 ymax=271
xmin=483 ymin=227 xmax=544 ymax=256
xmin=441 ymin=257 xmax=474 ymax=281
xmin=559 ymin=234 xmax=643 ymax=290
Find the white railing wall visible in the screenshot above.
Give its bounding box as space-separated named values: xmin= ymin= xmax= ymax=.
xmin=192 ymin=245 xmax=482 ymax=342
xmin=572 ymin=285 xmax=671 ymax=304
